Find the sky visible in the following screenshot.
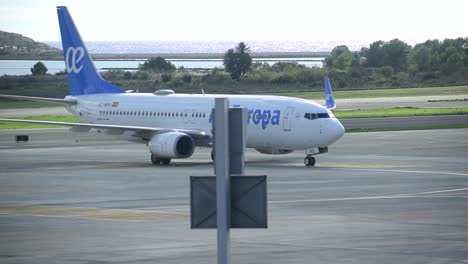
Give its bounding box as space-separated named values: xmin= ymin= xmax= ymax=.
xmin=0 ymin=0 xmax=466 ymax=43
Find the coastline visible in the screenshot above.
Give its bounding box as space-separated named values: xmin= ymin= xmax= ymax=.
xmin=0 ymin=51 xmax=329 ymax=61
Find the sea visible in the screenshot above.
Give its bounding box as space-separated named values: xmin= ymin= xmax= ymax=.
xmin=0 ymin=40 xmax=371 ymax=76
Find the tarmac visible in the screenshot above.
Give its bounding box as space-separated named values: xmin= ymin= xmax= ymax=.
xmin=0 ymin=128 xmax=467 ymax=263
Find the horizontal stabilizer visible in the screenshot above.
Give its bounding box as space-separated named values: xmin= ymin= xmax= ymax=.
xmin=0 ymin=94 xmax=77 ymax=105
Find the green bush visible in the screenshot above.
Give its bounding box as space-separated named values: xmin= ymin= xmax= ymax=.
xmin=139 ymin=57 xmax=176 ymax=72
xmin=31 ymin=61 xmax=48 ymax=75
xmin=123 ymin=71 xmax=132 ymax=80
xmin=182 ymin=74 xmax=192 ymax=83
xmin=161 ymin=74 xmax=172 ymax=83
xmin=271 ymin=73 xmax=295 ymax=84
xmin=133 ymin=71 xmax=149 ymax=80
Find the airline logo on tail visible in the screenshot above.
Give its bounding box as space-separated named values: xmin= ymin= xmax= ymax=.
xmin=65 ymin=47 xmax=84 ymax=73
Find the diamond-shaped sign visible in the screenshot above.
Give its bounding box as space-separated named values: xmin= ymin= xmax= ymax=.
xmin=190 ymin=175 xmax=267 ymax=229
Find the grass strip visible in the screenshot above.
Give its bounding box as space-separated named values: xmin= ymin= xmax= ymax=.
xmin=0 ymin=101 xmax=62 ymax=109
xmin=0 ymin=115 xmax=79 ymax=129
xmin=334 ymin=107 xmax=468 ymax=119
xmin=275 ymin=85 xmax=468 ymax=100
xmin=346 ymin=124 xmax=468 ymax=133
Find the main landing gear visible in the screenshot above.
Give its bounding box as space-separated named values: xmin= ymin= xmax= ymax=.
xmin=151 ymin=154 xmax=171 ymax=165
xmin=304 ymin=156 xmax=316 ymax=167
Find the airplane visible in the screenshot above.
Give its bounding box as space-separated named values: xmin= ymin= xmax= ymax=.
xmin=0 ymin=6 xmax=345 ymax=167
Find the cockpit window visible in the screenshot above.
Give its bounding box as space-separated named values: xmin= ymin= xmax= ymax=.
xmin=305 ymin=112 xmax=332 ymax=120
xmin=304 ymin=113 xmax=318 ymax=120
xmin=317 ymin=113 xmax=330 ymax=118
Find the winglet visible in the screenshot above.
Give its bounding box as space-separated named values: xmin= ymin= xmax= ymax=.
xmin=56 ymin=6 xmax=124 ymax=95
xmin=324 ymin=76 xmax=336 ymax=109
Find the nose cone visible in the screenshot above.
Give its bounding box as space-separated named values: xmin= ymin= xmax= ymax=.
xmin=323 ymin=119 xmax=345 ymax=146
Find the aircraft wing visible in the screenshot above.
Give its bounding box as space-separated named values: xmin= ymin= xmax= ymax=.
xmin=0 ymin=118 xmax=209 ymax=139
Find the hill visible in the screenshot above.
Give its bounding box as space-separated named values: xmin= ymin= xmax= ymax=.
xmin=0 ymin=30 xmax=62 ymax=59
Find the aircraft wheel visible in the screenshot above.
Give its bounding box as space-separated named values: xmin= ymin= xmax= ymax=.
xmin=161 ymin=158 xmax=171 ymax=165
xmin=151 ymin=154 xmax=161 ymax=165
xmin=304 ymin=156 xmax=316 ymax=167
xmin=211 ymin=150 xmax=215 ymax=161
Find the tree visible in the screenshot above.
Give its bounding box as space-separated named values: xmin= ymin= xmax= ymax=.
xmin=31 ymin=61 xmax=48 ymax=75
xmin=382 ymin=39 xmax=411 ymax=72
xmin=236 ymin=42 xmax=252 ymax=76
xmin=361 ymin=39 xmax=410 ymax=72
xmin=223 ymin=42 xmax=252 ymax=80
xmin=139 ymin=57 xmax=175 ymax=72
xmin=325 ymin=45 xmax=354 ymax=70
xmin=361 ymin=40 xmax=385 ymax=68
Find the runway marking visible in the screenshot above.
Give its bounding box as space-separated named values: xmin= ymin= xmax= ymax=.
xmin=0 ymin=205 xmax=188 ymax=221
xmin=253 ymin=161 xmax=426 ymax=169
xmin=319 ymin=161 xmax=424 ymax=168
xmin=269 ymin=180 xmax=340 ymax=185
xmin=347 ymin=168 xmax=468 ymax=176
xmin=415 ymin=187 xmax=468 ymax=194
xmin=269 ymin=186 xmax=468 ymax=204
xmin=78 ymin=160 xmax=211 ymax=169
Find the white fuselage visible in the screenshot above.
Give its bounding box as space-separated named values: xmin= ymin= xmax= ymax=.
xmin=65 ymin=92 xmax=345 ymax=151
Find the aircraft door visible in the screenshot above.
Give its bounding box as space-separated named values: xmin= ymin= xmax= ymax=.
xmin=283 ymin=107 xmax=294 ymax=131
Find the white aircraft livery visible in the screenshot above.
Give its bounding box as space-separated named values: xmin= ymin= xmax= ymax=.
xmin=0 ymin=6 xmax=345 ymax=167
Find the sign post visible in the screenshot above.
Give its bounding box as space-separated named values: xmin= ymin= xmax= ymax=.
xmin=190 ymin=99 xmax=267 ymax=264
xmin=214 ymin=98 xmax=230 ymax=264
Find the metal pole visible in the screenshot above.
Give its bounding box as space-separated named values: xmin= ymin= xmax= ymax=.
xmin=214 ymin=98 xmax=230 ymax=264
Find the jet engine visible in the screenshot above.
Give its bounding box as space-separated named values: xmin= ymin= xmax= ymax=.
xmin=255 ymin=148 xmax=294 ymax=155
xmin=149 ymin=132 xmax=194 ymax=158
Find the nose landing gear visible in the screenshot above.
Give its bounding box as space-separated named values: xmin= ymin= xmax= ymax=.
xmin=304 ymin=156 xmax=316 ymax=167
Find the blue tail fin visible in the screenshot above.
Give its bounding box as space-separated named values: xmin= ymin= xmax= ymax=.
xmin=57 ymin=6 xmax=124 ymax=96
xmin=324 ymin=76 xmax=336 ymax=109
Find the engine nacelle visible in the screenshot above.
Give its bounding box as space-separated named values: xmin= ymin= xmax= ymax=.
xmin=149 ymin=132 xmax=194 ymax=158
xmin=255 ymin=148 xmax=294 ymax=155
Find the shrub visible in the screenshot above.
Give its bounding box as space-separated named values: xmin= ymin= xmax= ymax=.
xmin=139 ymin=57 xmax=176 ymax=72
xmin=133 ymin=71 xmax=149 ymax=80
xmin=123 ymin=71 xmax=132 ymax=80
xmin=271 ymin=73 xmax=295 ymax=84
xmin=182 ymin=74 xmax=192 ymax=83
xmin=31 ymin=61 xmax=48 ymax=75
xmin=161 ymin=74 xmax=172 ymax=83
